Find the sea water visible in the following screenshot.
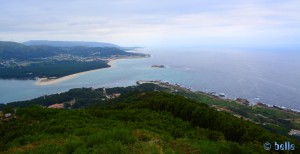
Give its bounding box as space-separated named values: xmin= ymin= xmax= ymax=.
xmin=1 ymin=48 xmax=300 ymax=110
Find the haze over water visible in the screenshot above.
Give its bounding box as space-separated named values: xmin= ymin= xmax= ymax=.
xmin=1 ymin=48 xmax=300 ymax=110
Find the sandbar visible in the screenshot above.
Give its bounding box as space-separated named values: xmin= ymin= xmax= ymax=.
xmin=35 ymin=59 xmax=116 ymax=86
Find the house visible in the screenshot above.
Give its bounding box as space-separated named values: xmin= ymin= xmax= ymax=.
xmin=235 ymin=98 xmax=250 ymax=106
xmin=4 ymin=113 xmax=12 ymax=118
xmin=106 ymin=93 xmax=121 ymax=99
xmin=289 ymin=129 xmax=300 ymax=136
xmin=256 ymin=102 xmax=269 ymax=107
xmin=48 ymin=103 xmax=64 ymax=109
xmin=112 ymin=93 xmax=121 ymax=98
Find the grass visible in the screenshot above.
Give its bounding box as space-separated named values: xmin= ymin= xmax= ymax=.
xmin=171 ymin=88 xmax=300 ymax=138
xmin=1 ymin=106 xmax=269 ymax=154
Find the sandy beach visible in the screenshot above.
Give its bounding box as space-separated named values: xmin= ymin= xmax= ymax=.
xmin=35 ymin=59 xmax=116 ymax=86
xmin=34 ymin=55 xmax=149 ymax=86
xmin=107 ymin=59 xmax=116 ymax=67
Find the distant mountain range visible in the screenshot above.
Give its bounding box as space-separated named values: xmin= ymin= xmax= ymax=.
xmin=23 ymin=40 xmax=121 ymax=48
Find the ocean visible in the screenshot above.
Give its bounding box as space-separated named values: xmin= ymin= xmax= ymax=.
xmin=1 ymin=48 xmax=300 ymax=110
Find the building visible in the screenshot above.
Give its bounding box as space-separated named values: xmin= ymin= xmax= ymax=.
xmin=289 ymin=129 xmax=300 ymax=136
xmin=48 ymin=103 xmax=64 ymax=109
xmin=112 ymin=93 xmax=121 ymax=98
xmin=4 ymin=113 xmax=12 ymax=118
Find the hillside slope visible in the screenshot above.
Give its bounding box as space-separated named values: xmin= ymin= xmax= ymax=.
xmin=1 ymin=85 xmax=300 ymax=153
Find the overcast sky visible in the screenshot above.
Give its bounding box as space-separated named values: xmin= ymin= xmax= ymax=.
xmin=0 ymin=0 xmax=299 ymax=48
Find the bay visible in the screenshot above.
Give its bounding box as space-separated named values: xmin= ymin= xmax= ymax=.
xmin=1 ymin=48 xmax=300 ymax=110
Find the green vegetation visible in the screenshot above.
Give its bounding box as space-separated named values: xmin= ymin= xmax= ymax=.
xmin=1 ymin=83 xmax=169 ymax=109
xmin=0 ymin=41 xmax=147 ymax=79
xmin=0 ymin=41 xmax=139 ymax=60
xmin=1 ymin=84 xmax=300 ymax=153
xmin=3 ymin=82 xmax=300 ymax=140
xmin=0 ymin=60 xmax=109 ymax=79
xmin=0 ymin=93 xmax=292 ymax=153
xmin=3 ymin=82 xmax=300 ymax=139
xmin=175 ymin=89 xmax=300 ymax=139
xmin=23 ymin=40 xmax=120 ymax=48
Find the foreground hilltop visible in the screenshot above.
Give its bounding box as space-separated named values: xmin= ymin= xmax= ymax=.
xmin=1 ymin=82 xmax=300 ymax=153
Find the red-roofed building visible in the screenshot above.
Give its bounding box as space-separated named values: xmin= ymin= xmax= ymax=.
xmin=48 ymin=103 xmax=64 ymax=109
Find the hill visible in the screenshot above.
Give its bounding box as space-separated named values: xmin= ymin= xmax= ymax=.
xmin=0 ymin=41 xmax=135 ymax=60
xmin=0 ymin=41 xmax=148 ymax=79
xmin=23 ymin=40 xmax=121 ymax=48
xmin=1 ymin=82 xmax=300 ymax=153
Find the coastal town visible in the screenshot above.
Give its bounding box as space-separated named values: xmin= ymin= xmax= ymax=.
xmin=0 ymin=54 xmax=139 ymax=69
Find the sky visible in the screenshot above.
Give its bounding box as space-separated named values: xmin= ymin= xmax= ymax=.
xmin=0 ymin=0 xmax=299 ymax=48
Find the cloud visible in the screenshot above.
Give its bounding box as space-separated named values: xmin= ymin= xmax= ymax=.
xmin=0 ymin=0 xmax=299 ymax=47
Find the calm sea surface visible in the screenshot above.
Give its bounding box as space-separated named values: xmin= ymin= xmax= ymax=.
xmin=1 ymin=48 xmax=300 ymax=110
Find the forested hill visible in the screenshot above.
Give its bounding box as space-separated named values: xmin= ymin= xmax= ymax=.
xmin=23 ymin=40 xmax=120 ymax=48
xmin=1 ymin=83 xmax=300 ymax=153
xmin=0 ymin=41 xmax=147 ymax=79
xmin=0 ymin=41 xmax=140 ymax=60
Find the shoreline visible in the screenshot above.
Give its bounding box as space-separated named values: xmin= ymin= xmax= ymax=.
xmin=35 ymin=59 xmax=117 ymax=86
xmin=137 ymin=80 xmax=300 ymax=113
xmin=33 ymin=54 xmax=149 ymax=86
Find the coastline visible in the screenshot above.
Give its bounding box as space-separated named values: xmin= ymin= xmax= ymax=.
xmin=33 ymin=54 xmax=149 ymax=86
xmin=137 ymin=80 xmax=300 ymax=114
xmin=35 ymin=59 xmax=117 ymax=86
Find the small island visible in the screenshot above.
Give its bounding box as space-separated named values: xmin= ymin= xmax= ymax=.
xmin=151 ymin=65 xmax=165 ymax=68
